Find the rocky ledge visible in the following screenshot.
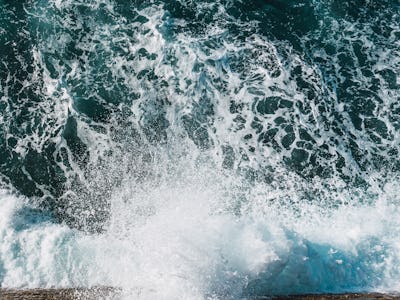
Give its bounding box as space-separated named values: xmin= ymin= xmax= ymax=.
xmin=0 ymin=288 xmax=117 ymax=300
xmin=0 ymin=289 xmax=399 ymax=300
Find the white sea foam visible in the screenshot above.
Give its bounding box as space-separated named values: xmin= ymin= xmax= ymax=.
xmin=1 ymin=170 xmax=399 ymax=299
xmin=1 ymin=0 xmax=400 ymax=298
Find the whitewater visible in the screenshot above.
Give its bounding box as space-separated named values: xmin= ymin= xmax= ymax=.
xmin=0 ymin=0 xmax=400 ymax=299
xmin=1 ymin=171 xmax=400 ymax=299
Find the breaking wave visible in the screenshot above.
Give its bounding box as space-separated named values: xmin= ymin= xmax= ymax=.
xmin=0 ymin=0 xmax=399 ymax=298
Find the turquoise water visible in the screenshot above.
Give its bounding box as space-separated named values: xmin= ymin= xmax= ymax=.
xmin=0 ymin=0 xmax=400 ymax=299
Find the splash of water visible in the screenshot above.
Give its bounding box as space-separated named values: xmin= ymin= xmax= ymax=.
xmin=1 ymin=0 xmax=400 ymax=298
xmin=1 ymin=165 xmax=400 ymax=299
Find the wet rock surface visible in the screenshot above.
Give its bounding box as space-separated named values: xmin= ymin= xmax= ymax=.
xmin=0 ymin=290 xmax=399 ymax=300
xmin=0 ymin=288 xmax=117 ymax=300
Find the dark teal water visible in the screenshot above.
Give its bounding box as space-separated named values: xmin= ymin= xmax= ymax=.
xmin=0 ymin=0 xmax=400 ymax=297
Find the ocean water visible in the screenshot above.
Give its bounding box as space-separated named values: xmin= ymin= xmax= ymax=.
xmin=0 ymin=0 xmax=400 ymax=299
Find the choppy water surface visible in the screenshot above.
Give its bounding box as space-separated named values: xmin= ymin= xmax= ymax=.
xmin=0 ymin=0 xmax=400 ymax=299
